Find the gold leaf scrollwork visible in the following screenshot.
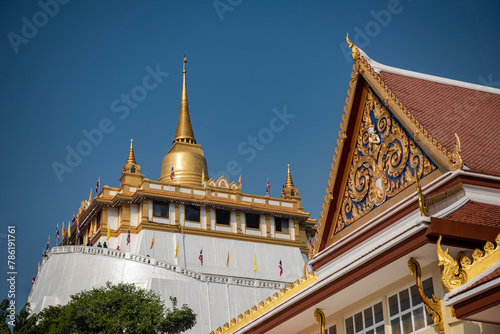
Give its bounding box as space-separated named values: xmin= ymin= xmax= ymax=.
xmin=408 ymin=258 xmax=445 ymax=334
xmin=437 ymin=235 xmax=467 ymax=291
xmin=335 ymin=90 xmax=436 ymax=234
xmin=314 ymin=309 xmax=326 ymax=334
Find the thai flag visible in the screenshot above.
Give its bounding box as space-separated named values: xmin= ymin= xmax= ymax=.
xmin=76 ymin=223 xmax=80 ymax=239
xmin=199 ymin=249 xmax=203 ymax=266
xmin=126 ymin=228 xmax=131 ymax=245
xmin=266 ymin=178 xmax=270 ymax=195
xmin=170 ymin=166 xmax=175 ymax=180
xmin=279 ymin=260 xmax=283 ymax=276
xmin=71 ymin=212 xmax=75 ymax=224
xmin=56 ymin=224 xmax=60 ymax=242
xmin=46 ymin=236 xmax=50 ymax=251
xmin=31 ymin=274 xmax=36 ymax=285
xmin=95 ymin=177 xmax=100 ymax=194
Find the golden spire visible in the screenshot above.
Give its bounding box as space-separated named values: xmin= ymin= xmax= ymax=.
xmin=173 ymin=54 xmax=196 ymax=145
xmin=286 ymin=164 xmax=294 ymax=188
xmin=127 ymin=139 xmax=136 ymax=164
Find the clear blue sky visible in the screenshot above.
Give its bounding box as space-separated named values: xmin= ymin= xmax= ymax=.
xmin=1 ymin=0 xmax=499 ymax=310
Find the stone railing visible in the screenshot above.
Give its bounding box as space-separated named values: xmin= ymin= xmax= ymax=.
xmin=46 ymin=246 xmax=288 ymax=289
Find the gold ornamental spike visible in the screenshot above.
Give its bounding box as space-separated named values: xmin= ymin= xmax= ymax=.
xmin=286 ymin=164 xmax=294 ymax=188
xmin=346 ymin=33 xmax=360 ymax=61
xmin=127 ymin=139 xmax=136 ymax=164
xmin=173 ymin=54 xmax=196 ymax=145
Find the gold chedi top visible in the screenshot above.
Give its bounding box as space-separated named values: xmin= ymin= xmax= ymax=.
xmin=159 ymin=54 xmax=208 ymax=186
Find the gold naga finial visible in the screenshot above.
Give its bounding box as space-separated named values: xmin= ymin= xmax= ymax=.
xmin=450 ymin=133 xmax=463 ymax=170
xmin=314 ymin=309 xmax=326 ymax=334
xmin=346 ymin=33 xmax=360 ymax=61
xmin=286 ymin=164 xmax=294 ymax=188
xmin=415 ymin=172 xmax=429 ymax=216
xmin=408 ymin=258 xmax=445 ymax=334
xmin=126 ymin=139 xmax=136 ymax=164
xmin=173 ymin=53 xmax=196 ymax=144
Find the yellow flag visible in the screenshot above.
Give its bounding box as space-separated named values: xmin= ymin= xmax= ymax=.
xmin=38 ymin=262 xmax=40 ymax=272
xmin=62 ymin=223 xmax=66 ymax=237
xmin=303 ymin=261 xmax=307 ymax=277
xmin=253 ymin=256 xmax=257 ymax=272
xmin=238 ymin=174 xmax=242 ymax=187
xmin=106 ymin=223 xmax=111 ymax=240
xmin=68 ymin=222 xmax=71 ymax=238
xmin=201 ymin=170 xmax=205 ymax=186
xmin=150 ymin=233 xmax=155 ymax=250
xmin=175 ymin=240 xmax=179 ymax=258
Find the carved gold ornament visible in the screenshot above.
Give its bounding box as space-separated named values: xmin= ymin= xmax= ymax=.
xmin=408 ymin=258 xmax=444 ymax=334
xmin=335 ymin=90 xmax=436 ymax=233
xmin=314 ymin=309 xmax=326 ymax=334
xmin=346 ymin=33 xmax=360 ymax=61
xmin=437 ymin=234 xmax=500 ymax=292
xmin=449 ymin=133 xmax=463 ymax=170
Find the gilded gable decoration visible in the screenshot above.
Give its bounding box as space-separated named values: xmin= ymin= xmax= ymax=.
xmin=437 ymin=234 xmax=500 ymax=292
xmin=335 ymin=89 xmax=436 ymax=234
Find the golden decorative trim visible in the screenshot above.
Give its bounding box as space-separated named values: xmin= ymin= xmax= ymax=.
xmin=314 ymin=309 xmax=326 ymax=334
xmin=449 ymin=133 xmax=463 ymax=170
xmin=346 ymin=33 xmax=360 ymax=61
xmin=209 ymin=271 xmax=318 ymax=334
xmin=408 ymin=258 xmax=444 ymax=334
xmin=424 ymin=182 xmax=463 ymax=206
xmin=415 ymin=172 xmax=429 ymax=217
xmin=437 ymin=234 xmax=500 ymax=292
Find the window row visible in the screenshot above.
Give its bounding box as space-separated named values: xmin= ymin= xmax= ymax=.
xmin=342 ymin=277 xmax=434 ymax=334
xmin=152 ymin=201 xmax=289 ymax=232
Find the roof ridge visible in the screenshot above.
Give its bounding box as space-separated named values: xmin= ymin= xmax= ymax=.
xmin=358 ymin=48 xmax=500 ymax=95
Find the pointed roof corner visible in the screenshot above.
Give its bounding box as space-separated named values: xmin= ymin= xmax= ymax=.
xmin=173 ymin=53 xmax=197 ymax=145
xmin=127 ymin=139 xmax=137 ymax=164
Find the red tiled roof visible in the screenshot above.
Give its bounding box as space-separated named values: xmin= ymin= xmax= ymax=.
xmin=378 ymin=71 xmax=500 ymax=176
xmin=445 ymin=201 xmax=500 ymax=228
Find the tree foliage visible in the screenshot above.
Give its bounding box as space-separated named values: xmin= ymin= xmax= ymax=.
xmin=7 ymin=282 xmax=196 ymax=334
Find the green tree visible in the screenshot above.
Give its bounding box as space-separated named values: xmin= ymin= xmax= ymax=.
xmin=13 ymin=282 xmax=196 ymax=334
xmin=0 ymin=299 xmax=12 ymax=334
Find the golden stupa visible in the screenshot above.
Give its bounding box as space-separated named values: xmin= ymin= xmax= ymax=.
xmin=159 ymin=54 xmax=208 ymax=185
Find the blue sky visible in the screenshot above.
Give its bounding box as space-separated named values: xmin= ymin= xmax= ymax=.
xmin=1 ymin=0 xmax=499 ymax=310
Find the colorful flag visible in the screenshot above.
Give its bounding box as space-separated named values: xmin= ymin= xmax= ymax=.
xmin=201 ymin=170 xmax=205 ymax=186
xmin=68 ymin=221 xmax=71 ymax=238
xmin=46 ymin=236 xmax=50 ymax=251
xmin=279 ymin=259 xmax=283 ymax=276
xmin=106 ymin=223 xmax=111 ymax=240
xmin=303 ymin=261 xmax=307 ymax=277
xmin=150 ymin=233 xmax=155 ymax=250
xmin=238 ymin=174 xmax=242 ymax=188
xmin=170 ymin=166 xmax=175 ymax=180
xmin=199 ymin=249 xmax=203 ymax=266
xmin=76 ymin=223 xmax=80 ymax=239
xmin=253 ymin=256 xmax=257 ymax=272
xmin=126 ymin=228 xmax=131 ymax=245
xmin=175 ymin=240 xmax=179 ymax=258
xmin=62 ymin=222 xmax=65 ymax=237
xmin=266 ymin=178 xmax=270 ymax=195
xmin=71 ymin=212 xmax=75 ymax=224
xmin=226 ymin=251 xmax=229 ymax=268
xmin=56 ymin=224 xmax=60 ymax=242
xmin=31 ymin=274 xmax=36 ymax=285
xmin=95 ymin=177 xmax=100 ymax=194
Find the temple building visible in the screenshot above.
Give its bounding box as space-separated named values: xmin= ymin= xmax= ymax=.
xmin=29 ymin=55 xmax=316 ymax=333
xmin=209 ymin=37 xmax=500 ymax=334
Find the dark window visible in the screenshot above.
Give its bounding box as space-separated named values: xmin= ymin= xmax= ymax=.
xmin=275 ymin=217 xmax=289 ymax=233
xmin=153 ymin=201 xmax=169 ymax=218
xmin=216 ymin=209 xmax=230 ymax=225
xmin=246 ymin=213 xmax=260 ymax=229
xmin=185 ymin=205 xmax=200 ymax=222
